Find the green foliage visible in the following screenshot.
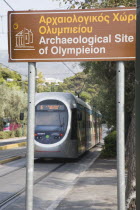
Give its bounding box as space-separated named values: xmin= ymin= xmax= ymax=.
xmin=80 ymin=61 xmax=116 ymax=126
xmin=62 ymin=0 xmax=136 ymax=9
xmin=0 ymin=127 xmax=27 ymax=139
xmin=10 ymin=131 xmax=15 ymax=138
xmin=57 ymin=72 xmax=97 ymax=103
xmin=0 ymin=131 xmax=11 ymax=139
xmin=0 ymin=66 xmax=27 ymax=138
xmin=35 ymin=71 xmax=63 ymax=93
xmin=101 ymin=131 xmax=116 ymax=158
xmin=15 ymin=128 xmax=22 ymax=137
xmin=0 ymin=84 xmax=27 ymax=124
xmin=0 ymin=131 xmax=15 ymax=139
xmin=0 ymin=119 xmax=3 ymax=131
xmin=37 ymin=72 xmax=46 ymax=84
xmin=80 ymin=60 xmax=135 ymax=130
xmin=37 ymin=82 xmax=62 ymax=93
xmin=0 ymin=66 xmax=22 ymax=89
xmin=0 ymin=67 xmax=21 ymax=81
xmin=0 ymin=66 xmax=28 ymax=92
xmin=23 ymin=125 xmax=27 ymax=136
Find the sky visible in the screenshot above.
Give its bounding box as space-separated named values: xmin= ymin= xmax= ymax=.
xmin=0 ymin=0 xmax=70 ymax=50
xmin=0 ymin=0 xmax=83 ymax=79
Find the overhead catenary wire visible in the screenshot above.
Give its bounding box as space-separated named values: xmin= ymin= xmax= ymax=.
xmin=0 ymin=61 xmax=80 ymax=78
xmin=43 ymin=72 xmax=71 ymax=75
xmin=62 ymin=62 xmax=88 ymax=97
xmin=3 ymin=0 xmax=14 ymax=11
xmin=0 ymin=62 xmax=27 ymax=77
xmin=62 ymin=62 xmax=76 ymax=75
xmin=0 ymin=62 xmax=76 ymax=82
xmin=62 ymin=62 xmax=87 ymax=84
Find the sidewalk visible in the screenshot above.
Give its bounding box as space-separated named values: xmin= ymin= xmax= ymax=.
xmin=56 ymin=158 xmax=117 ymax=210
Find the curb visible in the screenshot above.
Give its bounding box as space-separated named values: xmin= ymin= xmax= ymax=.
xmin=0 ymin=156 xmax=23 ymax=164
xmin=0 ymin=137 xmax=26 ymax=143
xmin=0 ymin=142 xmax=27 ymax=150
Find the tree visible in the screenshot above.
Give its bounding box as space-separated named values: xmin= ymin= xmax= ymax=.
xmin=0 ymin=65 xmax=21 ymax=81
xmin=126 ymin=107 xmax=136 ymax=209
xmin=62 ymin=0 xmax=136 ymax=9
xmin=58 ymin=71 xmax=98 ymax=103
xmin=0 ymin=65 xmax=24 ymax=90
xmin=0 ymin=84 xmax=27 ymax=126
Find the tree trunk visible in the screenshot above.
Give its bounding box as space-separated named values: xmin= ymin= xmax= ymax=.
xmin=126 ymin=108 xmax=136 ymax=209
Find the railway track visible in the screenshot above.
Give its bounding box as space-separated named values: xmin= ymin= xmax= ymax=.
xmin=0 ymin=164 xmax=25 ymax=178
xmin=0 ymin=162 xmax=65 ymax=209
xmin=0 ymin=145 xmax=101 ymax=210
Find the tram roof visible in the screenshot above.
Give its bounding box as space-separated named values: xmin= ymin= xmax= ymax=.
xmin=35 ymin=92 xmax=91 ymax=110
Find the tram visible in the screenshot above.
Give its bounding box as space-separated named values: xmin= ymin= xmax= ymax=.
xmin=34 ymin=92 xmax=102 ymax=158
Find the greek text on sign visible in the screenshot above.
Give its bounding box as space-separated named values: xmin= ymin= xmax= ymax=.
xmin=8 ymin=7 xmax=136 ymax=62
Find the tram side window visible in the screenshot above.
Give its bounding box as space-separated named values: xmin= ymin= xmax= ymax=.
xmin=77 ymin=111 xmax=82 ymax=121
xmin=83 ymin=121 xmax=85 ymax=128
xmin=71 ymin=108 xmax=77 ymax=139
xmin=86 ymin=121 xmax=91 ymax=128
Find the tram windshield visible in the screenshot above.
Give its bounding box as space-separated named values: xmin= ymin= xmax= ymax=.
xmin=35 ymin=100 xmax=68 ymax=132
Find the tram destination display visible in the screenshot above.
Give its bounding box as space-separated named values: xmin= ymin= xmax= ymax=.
xmin=36 ymin=105 xmax=65 ymax=111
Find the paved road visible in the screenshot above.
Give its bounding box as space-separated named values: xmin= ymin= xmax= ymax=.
xmin=0 ymin=147 xmax=26 ymax=163
xmin=0 ymin=138 xmax=26 ymax=164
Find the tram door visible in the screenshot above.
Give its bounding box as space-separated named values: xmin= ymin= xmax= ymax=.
xmin=85 ymin=109 xmax=92 ymax=149
xmin=77 ymin=105 xmax=86 ymax=153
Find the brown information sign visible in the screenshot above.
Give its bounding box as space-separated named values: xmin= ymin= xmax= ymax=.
xmin=8 ymin=7 xmax=136 ymax=62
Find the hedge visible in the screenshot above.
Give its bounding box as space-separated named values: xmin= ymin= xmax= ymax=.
xmin=0 ymin=127 xmax=27 ymax=139
xmin=101 ymin=130 xmax=116 ymax=158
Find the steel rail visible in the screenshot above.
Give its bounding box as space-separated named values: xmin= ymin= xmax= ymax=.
xmin=0 ymin=165 xmax=25 ymax=178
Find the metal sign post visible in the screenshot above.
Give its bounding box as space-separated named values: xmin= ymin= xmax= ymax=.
xmin=116 ymin=61 xmax=125 ymax=210
xmin=26 ymin=62 xmax=36 ymax=210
